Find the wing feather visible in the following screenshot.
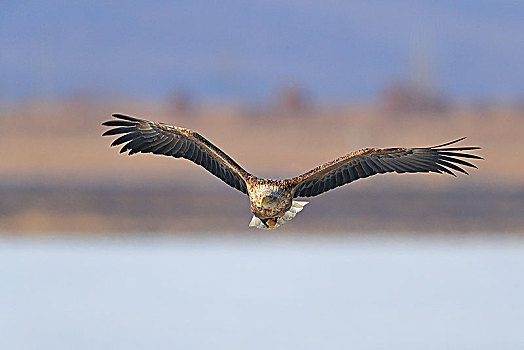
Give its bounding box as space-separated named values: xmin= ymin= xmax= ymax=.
xmin=439 ymin=155 xmax=477 ymax=169
xmin=292 ymin=138 xmax=482 ymax=197
xmin=102 ymin=114 xmax=251 ymax=194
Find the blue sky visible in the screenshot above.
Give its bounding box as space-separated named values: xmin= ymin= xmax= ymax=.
xmin=1 ymin=0 xmax=522 ymax=101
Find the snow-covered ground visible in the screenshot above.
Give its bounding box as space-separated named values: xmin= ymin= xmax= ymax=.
xmin=1 ymin=234 xmax=523 ymax=349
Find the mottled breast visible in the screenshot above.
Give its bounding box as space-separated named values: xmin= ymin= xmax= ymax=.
xmin=247 ymin=179 xmax=293 ymax=219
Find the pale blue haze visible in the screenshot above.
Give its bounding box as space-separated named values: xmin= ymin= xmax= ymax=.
xmin=1 ymin=1 xmax=523 ymax=101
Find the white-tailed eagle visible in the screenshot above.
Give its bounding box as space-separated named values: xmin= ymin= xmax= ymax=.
xmin=102 ymin=114 xmax=482 ymax=229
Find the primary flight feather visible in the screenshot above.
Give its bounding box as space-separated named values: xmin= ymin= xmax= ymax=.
xmin=102 ymin=113 xmax=482 ymax=229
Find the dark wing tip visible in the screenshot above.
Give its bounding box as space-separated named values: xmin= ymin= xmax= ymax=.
xmin=111 ymin=113 xmax=144 ymax=122
xmin=431 ymin=137 xmax=466 ymax=148
xmin=102 ymin=114 xmax=143 ymax=127
xmin=430 ymin=137 xmax=483 ymax=176
xmin=102 ymin=114 xmax=147 ymax=136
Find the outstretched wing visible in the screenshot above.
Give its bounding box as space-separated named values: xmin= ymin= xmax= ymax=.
xmin=102 ymin=114 xmax=251 ymax=194
xmin=292 ymin=138 xmax=482 ymax=198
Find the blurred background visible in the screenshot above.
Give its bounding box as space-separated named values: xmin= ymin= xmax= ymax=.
xmin=1 ymin=1 xmax=523 ymax=349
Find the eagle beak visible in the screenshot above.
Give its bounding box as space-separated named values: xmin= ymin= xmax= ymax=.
xmin=266 ymin=218 xmax=277 ymax=228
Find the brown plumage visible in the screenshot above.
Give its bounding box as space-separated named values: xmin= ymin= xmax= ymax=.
xmin=102 ymin=113 xmax=482 ymax=229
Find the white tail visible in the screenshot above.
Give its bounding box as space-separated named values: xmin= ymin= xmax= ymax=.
xmin=248 ymin=201 xmax=309 ymax=230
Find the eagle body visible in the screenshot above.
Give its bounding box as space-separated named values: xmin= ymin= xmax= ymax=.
xmin=247 ymin=178 xmax=294 ymax=218
xmin=245 ymin=178 xmax=303 ymax=229
xmin=102 ymin=114 xmax=482 ymax=230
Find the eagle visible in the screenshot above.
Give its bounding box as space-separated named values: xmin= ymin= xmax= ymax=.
xmin=102 ymin=114 xmax=482 ymax=229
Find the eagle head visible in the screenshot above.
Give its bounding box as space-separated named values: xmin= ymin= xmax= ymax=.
xmin=260 ymin=192 xmax=281 ymax=209
xmin=248 ymin=182 xmax=306 ymax=229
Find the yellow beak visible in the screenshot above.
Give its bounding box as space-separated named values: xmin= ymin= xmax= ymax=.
xmin=260 ymin=197 xmax=267 ymax=207
xmin=266 ymin=218 xmax=277 ymax=227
